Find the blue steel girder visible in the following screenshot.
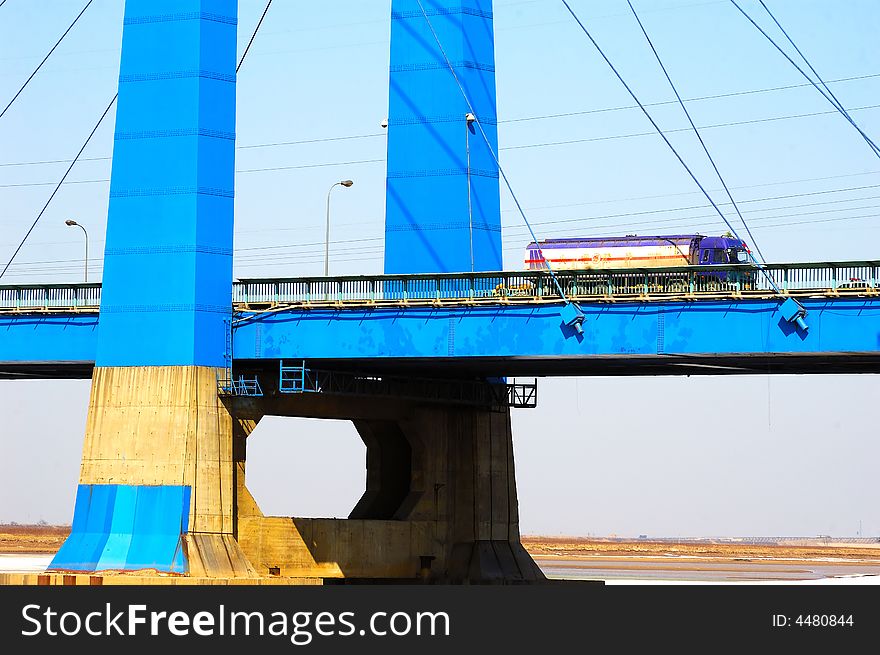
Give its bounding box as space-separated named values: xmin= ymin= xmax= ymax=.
xmin=3 ymin=297 xmax=880 ymax=377
xmin=0 ymin=313 xmax=97 ymax=378
xmin=230 ymin=297 xmax=880 ymax=359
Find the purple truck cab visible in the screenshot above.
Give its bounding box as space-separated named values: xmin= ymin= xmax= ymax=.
xmin=693 ymin=235 xmax=751 ymax=266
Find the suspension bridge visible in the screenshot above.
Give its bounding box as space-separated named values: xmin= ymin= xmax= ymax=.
xmin=0 ymin=0 xmax=877 ymax=584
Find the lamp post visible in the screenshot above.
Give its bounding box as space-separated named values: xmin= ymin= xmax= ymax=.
xmin=465 ymin=112 xmax=476 ymax=272
xmin=325 ymin=180 xmax=353 ymax=277
xmin=65 ymin=219 xmax=89 ymax=283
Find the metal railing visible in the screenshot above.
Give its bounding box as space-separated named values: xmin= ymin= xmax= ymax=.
xmin=217 ymin=375 xmax=263 ymax=397
xmin=1 ymin=262 xmax=878 ymax=313
xmin=0 ymin=283 xmax=101 ymax=313
xmin=232 ymin=261 xmax=880 ymax=309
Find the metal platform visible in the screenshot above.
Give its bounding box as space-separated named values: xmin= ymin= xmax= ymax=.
xmin=234 ymin=360 xmax=538 ymax=410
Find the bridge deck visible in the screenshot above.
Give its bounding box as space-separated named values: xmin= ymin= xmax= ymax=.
xmin=2 ymin=262 xmax=879 ymax=380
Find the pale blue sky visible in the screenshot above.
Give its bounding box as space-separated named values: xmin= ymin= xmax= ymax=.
xmin=0 ymin=0 xmax=878 ymax=536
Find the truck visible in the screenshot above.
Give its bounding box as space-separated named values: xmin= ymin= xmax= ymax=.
xmin=504 ymin=233 xmax=755 ymax=297
xmin=524 ymin=234 xmax=751 ymax=271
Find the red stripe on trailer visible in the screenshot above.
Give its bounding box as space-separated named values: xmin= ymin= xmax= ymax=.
xmin=525 ymin=254 xmax=689 ymax=264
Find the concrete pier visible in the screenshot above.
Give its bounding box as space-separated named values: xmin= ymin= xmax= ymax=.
xmin=233 ymin=397 xmax=543 ymax=583
xmin=48 ymin=0 xmax=240 ymax=577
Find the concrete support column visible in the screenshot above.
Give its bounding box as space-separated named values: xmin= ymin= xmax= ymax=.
xmin=236 ymin=401 xmax=543 ymax=583
xmin=233 ymin=414 xmax=264 ymax=528
xmin=77 ymin=367 xmax=233 ymax=535
xmin=51 ymin=367 xmax=255 ymax=576
xmin=389 ymin=405 xmax=543 ymax=582
xmin=50 ymin=1 xmax=243 ymax=577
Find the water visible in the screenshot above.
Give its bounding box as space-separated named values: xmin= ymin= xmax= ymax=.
xmin=0 ymin=554 xmax=52 ymax=573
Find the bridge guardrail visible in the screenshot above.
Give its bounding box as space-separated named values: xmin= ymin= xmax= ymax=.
xmin=1 ymin=262 xmax=878 ymax=313
xmin=0 ymin=283 xmax=102 ymax=313
xmin=232 ymin=261 xmax=880 ymax=309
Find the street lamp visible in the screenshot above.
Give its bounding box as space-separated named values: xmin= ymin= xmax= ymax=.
xmin=465 ymin=113 xmax=476 ymax=272
xmin=65 ymin=219 xmax=89 ymax=283
xmin=325 ymin=180 xmax=354 ymax=277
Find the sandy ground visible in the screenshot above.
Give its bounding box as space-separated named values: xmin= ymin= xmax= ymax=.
xmin=3 ymin=526 xmax=880 ymax=582
xmin=521 ymin=535 xmax=880 ymax=561
xmin=0 ymin=525 xmax=68 ymax=554
xmin=4 ymin=525 xmax=880 ymax=561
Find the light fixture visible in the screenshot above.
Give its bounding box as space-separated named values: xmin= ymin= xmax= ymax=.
xmin=325 ymin=181 xmax=355 ymax=277
xmin=65 ymin=219 xmax=89 ymax=284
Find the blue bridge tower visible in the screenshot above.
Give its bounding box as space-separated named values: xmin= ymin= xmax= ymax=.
xmin=384 ymin=0 xmax=503 ymax=273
